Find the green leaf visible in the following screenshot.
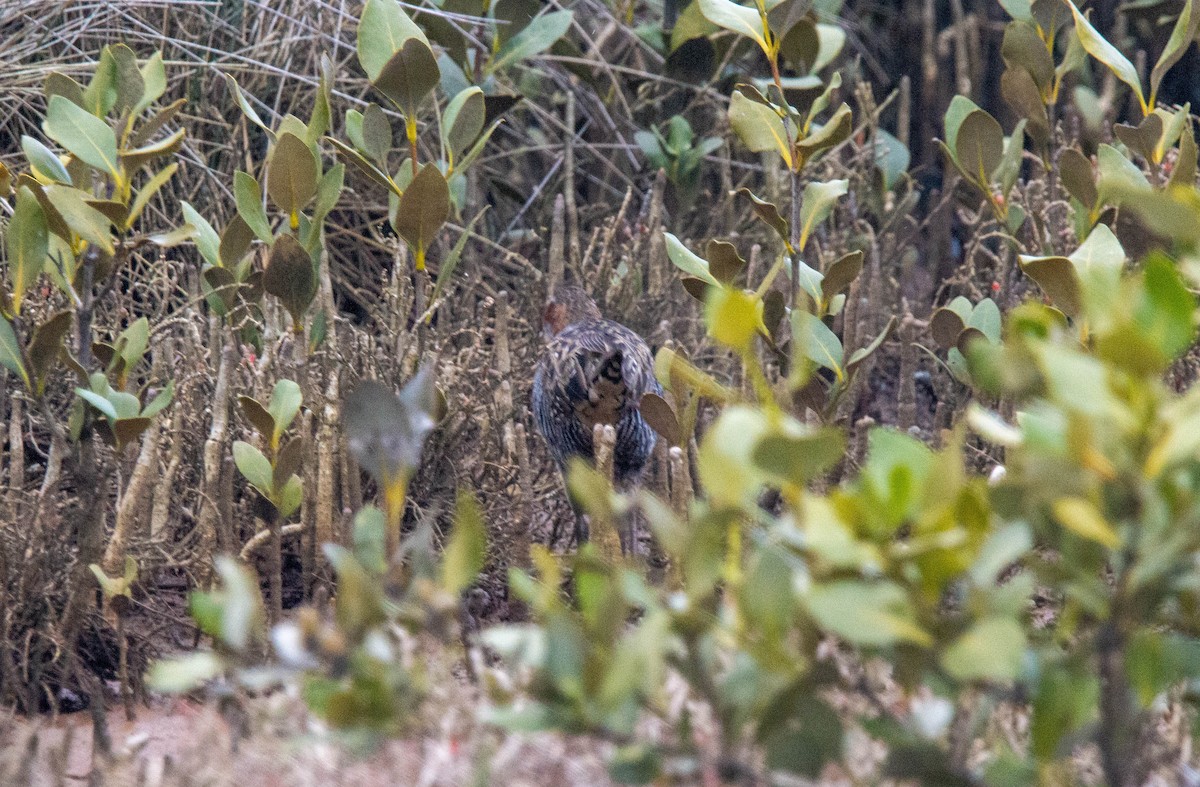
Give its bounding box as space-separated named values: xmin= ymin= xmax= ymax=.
xmin=393 ymin=164 xmax=449 ymax=271
xmin=22 ymin=135 xmax=72 ymax=185
xmin=1018 ymin=255 xmax=1080 ymax=316
xmin=999 ymin=0 xmax=1032 ymax=21
xmin=326 ymin=137 xmax=397 ymax=194
xmin=266 ymin=132 xmax=319 ymax=219
xmin=1058 ymin=147 xmax=1097 ymax=209
xmin=117 ymin=317 xmax=150 ymax=372
xmin=698 ymin=0 xmax=768 ymax=53
xmin=941 ymin=617 xmax=1026 ymax=683
xmin=1067 ymin=2 xmax=1147 ymax=115
xmin=44 ymin=72 xmax=85 ymax=108
xmin=1070 ymin=222 xmax=1125 ymax=293
xmin=43 ymin=185 xmax=114 ymax=255
xmin=1150 ymin=0 xmax=1198 ymax=107
xmin=735 ymin=188 xmax=791 ymax=247
xmin=873 ymin=128 xmax=910 ymax=190
xmin=7 ymin=187 xmax=49 ymax=315
xmin=127 ymin=162 xmax=179 ymax=228
xmin=113 ymin=417 xmax=153 ymax=450
xmin=1137 ymin=253 xmax=1195 ymax=360
xmin=238 ymin=396 xmax=275 ymax=442
xmin=1096 ymin=143 xmax=1151 ymax=205
xmin=82 ymin=46 xmax=118 ymax=117
xmin=443 ymin=87 xmax=485 ymax=161
xmin=705 ymin=239 xmax=746 ymax=284
xmin=820 ymin=250 xmax=863 ymax=305
xmin=967 ymin=297 xmax=1001 ymax=343
xmin=76 ymin=387 xmax=118 ymax=421
xmin=357 ymin=0 xmax=429 ymax=82
xmin=264 ymin=234 xmax=315 ymax=331
xmin=955 ymin=109 xmax=1005 ymax=185
xmin=1031 ymin=667 xmax=1099 ymax=761
xmin=211 ymin=556 xmax=265 ymax=651
xmin=1002 ymin=21 xmax=1054 ymax=92
xmin=663 ymin=232 xmax=720 ymax=286
xmin=752 ymin=427 xmax=845 ymax=484
xmin=344 ymin=373 xmax=439 ymax=491
xmin=134 ymin=52 xmax=167 ymax=116
xmin=794 ymin=103 xmax=852 ymax=165
xmin=488 ymin=10 xmax=575 ymax=74
xmin=728 ymin=90 xmax=792 ymax=166
xmin=361 ymin=104 xmax=392 ymax=166
xmin=373 ymin=38 xmax=440 ymax=118
xmin=847 ymin=315 xmax=897 ymax=373
xmin=0 ymin=317 xmax=30 ymax=389
xmin=277 ymin=475 xmax=303 ymax=519
xmin=697 ymin=405 xmax=771 ymax=507
xmin=43 ymin=95 xmax=119 ymax=177
xmin=267 ymin=379 xmax=303 ymax=447
xmin=996 ymin=120 xmax=1026 ymax=197
xmin=970 ymin=521 xmax=1033 ymax=585
xmin=792 ymin=309 xmax=844 ymax=380
xmin=312 ymin=163 xmax=345 ymax=225
xmin=106 ymin=44 xmax=145 ymax=115
xmin=234 ymin=171 xmax=274 ymax=244
xmin=442 ymin=491 xmax=487 ymax=596
xmin=145 ymin=224 xmax=194 ymax=249
xmin=233 ymin=440 xmax=274 ymax=494
xmin=811 ymin=23 xmax=846 ymax=73
xmin=180 ymin=201 xmax=221 ymax=268
xmin=141 ymin=379 xmax=174 ymax=419
xmin=344 ymin=108 xmax=366 ymax=152
xmin=797 ymin=178 xmax=847 ymax=251
xmin=806 ymin=580 xmax=931 ymax=646
xmin=223 ymin=74 xmax=275 ymax=140
xmin=943 ymin=94 xmax=981 ymax=164
xmin=26 ymin=310 xmax=72 ymax=396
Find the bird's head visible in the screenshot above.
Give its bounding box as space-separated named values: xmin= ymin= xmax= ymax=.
xmin=542 ymin=283 xmax=601 ymax=340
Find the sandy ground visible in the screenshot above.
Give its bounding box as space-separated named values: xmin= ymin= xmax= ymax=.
xmin=0 ymin=692 xmax=622 ymax=787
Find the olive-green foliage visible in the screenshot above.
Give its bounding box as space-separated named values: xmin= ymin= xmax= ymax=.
xmin=479 ymin=3 xmax=1200 ymax=785
xmin=152 ymin=369 xmax=486 ymax=739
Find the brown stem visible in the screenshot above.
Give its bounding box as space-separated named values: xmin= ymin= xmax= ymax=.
xmin=267 ymin=508 xmax=283 ymax=624
xmin=102 ymin=419 xmax=160 ymax=574
xmin=1097 ymin=619 xmax=1137 ymax=786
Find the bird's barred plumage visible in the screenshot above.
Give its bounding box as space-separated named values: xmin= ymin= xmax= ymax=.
xmin=532 ymin=286 xmax=661 ymax=485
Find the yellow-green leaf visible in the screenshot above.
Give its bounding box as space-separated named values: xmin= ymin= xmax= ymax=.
xmin=43 ymin=184 xmax=114 ymax=254
xmin=698 ymin=0 xmax=769 ymax=54
xmin=1052 ymin=496 xmax=1121 ymax=549
xmin=1067 ymin=2 xmax=1147 ymax=115
xmin=7 ymin=187 xmax=49 ymax=315
xmin=798 ymin=178 xmax=848 ymax=251
xmin=706 ymin=287 xmax=762 ymax=351
xmin=728 ymin=90 xmax=793 ymax=166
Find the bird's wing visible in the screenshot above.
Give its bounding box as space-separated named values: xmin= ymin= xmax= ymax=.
xmin=546 ymin=320 xmax=656 ymax=431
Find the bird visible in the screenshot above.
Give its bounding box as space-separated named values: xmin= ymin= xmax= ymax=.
xmin=531 ymin=282 xmax=662 ymax=545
